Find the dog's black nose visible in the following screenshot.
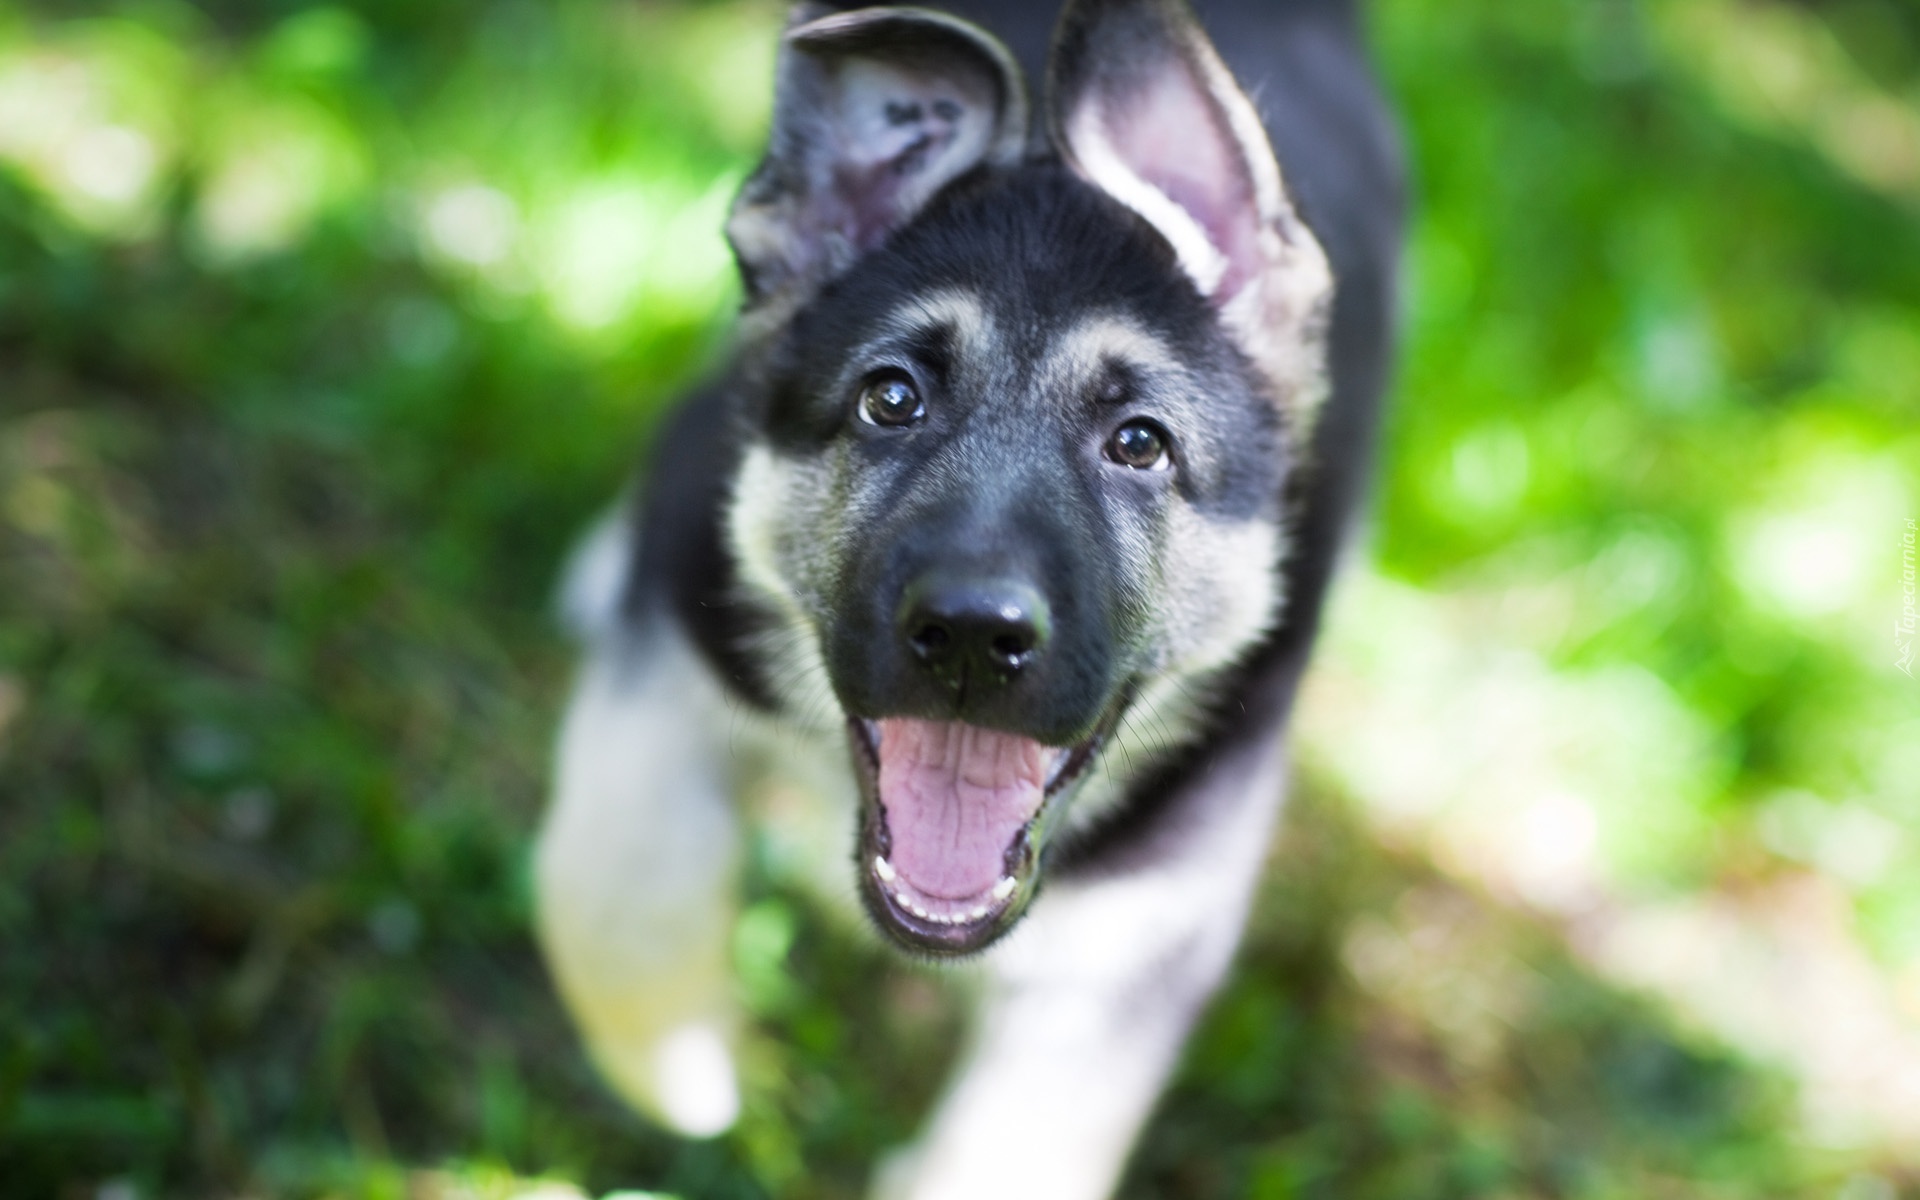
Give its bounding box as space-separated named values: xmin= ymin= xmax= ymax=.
xmin=897 ymin=574 xmax=1051 ymax=684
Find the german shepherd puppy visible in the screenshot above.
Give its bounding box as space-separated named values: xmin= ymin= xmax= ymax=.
xmin=535 ymin=0 xmax=1402 ymax=1194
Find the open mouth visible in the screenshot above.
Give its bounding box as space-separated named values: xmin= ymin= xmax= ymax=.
xmin=849 ymin=715 xmax=1107 ymax=956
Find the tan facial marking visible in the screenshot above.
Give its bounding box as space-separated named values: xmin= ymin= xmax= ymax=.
xmin=1041 ymin=313 xmax=1184 ymax=397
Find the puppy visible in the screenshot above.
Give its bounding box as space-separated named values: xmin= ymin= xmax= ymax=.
xmin=534 ymin=1 xmax=1403 ymax=1195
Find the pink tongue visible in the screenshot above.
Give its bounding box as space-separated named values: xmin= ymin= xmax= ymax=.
xmin=876 ymin=718 xmax=1053 ymax=900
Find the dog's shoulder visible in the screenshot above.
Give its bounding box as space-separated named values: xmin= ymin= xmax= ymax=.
xmin=566 ymin=377 xmax=786 ymax=712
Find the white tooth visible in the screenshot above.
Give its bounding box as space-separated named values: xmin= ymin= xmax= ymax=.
xmin=909 ymin=901 xmax=930 ymax=920
xmin=969 ymin=905 xmax=989 ymax=921
xmin=894 ymin=888 xmax=913 ymax=908
xmin=874 ymin=856 xmax=897 ymax=883
xmin=992 ymin=876 xmax=1016 ymax=901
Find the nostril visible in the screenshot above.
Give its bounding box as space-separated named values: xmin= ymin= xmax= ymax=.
xmin=989 ymin=633 xmax=1032 ymax=664
xmin=897 ymin=573 xmax=1050 ymax=686
xmin=909 ymin=622 xmax=952 ymax=661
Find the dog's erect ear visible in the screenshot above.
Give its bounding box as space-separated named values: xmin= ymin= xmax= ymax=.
xmin=727 ymin=5 xmax=1028 ymax=310
xmin=1048 ymin=0 xmax=1332 ymax=413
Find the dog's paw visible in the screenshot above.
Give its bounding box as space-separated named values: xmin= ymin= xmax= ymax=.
xmin=597 ymin=1019 xmax=740 ymax=1138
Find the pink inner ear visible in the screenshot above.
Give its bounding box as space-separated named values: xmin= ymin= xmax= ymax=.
xmin=1096 ymin=59 xmax=1264 ymax=302
xmin=824 ymin=61 xmax=969 ymax=250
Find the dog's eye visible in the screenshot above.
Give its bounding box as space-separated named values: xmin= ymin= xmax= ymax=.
xmin=858 ymin=374 xmax=925 ymax=427
xmin=1106 ymin=420 xmax=1171 ymax=470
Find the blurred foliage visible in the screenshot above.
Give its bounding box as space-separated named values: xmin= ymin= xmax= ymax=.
xmin=0 ymin=0 xmax=1915 ymax=1197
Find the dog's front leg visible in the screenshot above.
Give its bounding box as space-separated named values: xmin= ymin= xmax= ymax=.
xmin=878 ymin=738 xmax=1290 ymax=1200
xmin=534 ymin=619 xmax=745 ymax=1138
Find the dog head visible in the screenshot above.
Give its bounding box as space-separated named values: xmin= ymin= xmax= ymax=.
xmin=725 ymin=0 xmax=1332 ymax=955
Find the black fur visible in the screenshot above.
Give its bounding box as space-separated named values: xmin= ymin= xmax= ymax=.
xmin=622 ymin=382 xmax=782 ymax=711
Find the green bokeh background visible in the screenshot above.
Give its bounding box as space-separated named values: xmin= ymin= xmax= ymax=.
xmin=1 ymin=0 xmax=1915 ymax=1196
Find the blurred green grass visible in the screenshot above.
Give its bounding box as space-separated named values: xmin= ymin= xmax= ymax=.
xmin=0 ymin=0 xmax=1915 ymax=1197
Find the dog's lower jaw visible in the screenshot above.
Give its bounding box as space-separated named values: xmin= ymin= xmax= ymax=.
xmin=859 ymin=822 xmax=1035 ymax=957
xmin=848 ymin=712 xmax=1112 ymax=957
